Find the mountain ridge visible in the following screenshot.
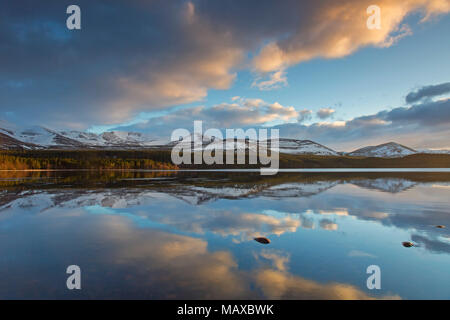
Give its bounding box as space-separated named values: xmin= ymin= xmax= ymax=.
xmin=347 ymin=142 xmax=417 ymax=158
xmin=0 ymin=124 xmax=448 ymax=158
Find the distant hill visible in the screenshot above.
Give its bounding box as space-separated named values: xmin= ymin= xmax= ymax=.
xmin=267 ymin=139 xmax=339 ymax=156
xmin=0 ymin=132 xmax=40 ymax=150
xmin=347 ymin=142 xmax=416 ymax=158
xmin=0 ymin=125 xmax=164 ymax=149
xmin=1 ymin=123 xmax=449 ymax=158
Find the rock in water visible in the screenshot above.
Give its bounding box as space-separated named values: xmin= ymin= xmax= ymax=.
xmin=402 ymin=241 xmax=414 ymax=247
xmin=254 ymin=237 xmax=270 ymax=244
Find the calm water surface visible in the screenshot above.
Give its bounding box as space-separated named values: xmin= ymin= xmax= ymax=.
xmin=0 ymin=171 xmax=449 ymax=299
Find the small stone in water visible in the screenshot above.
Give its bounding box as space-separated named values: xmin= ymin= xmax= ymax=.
xmin=402 ymin=241 xmax=414 ymax=247
xmin=254 ymin=237 xmax=270 ymax=244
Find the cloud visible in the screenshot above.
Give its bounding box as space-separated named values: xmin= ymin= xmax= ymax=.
xmin=275 ymin=93 xmax=450 ymax=150
xmin=203 ymin=99 xmax=299 ymax=127
xmin=252 ymin=69 xmax=288 ymax=90
xmin=252 ymin=0 xmax=449 ymax=75
xmin=348 ymin=250 xmax=377 ymax=258
xmin=115 ymin=98 xmax=300 ymax=138
xmin=252 ymin=250 xmax=397 ymax=300
xmin=317 ymin=108 xmax=336 ymax=119
xmin=384 ymin=97 xmax=450 ymax=125
xmin=298 ymin=109 xmax=313 ymax=123
xmin=141 ymin=206 xmax=302 ymax=241
xmin=114 ymin=83 xmax=450 ymax=150
xmin=0 ymin=0 xmax=244 ymax=128
xmin=1 ymin=0 xmax=448 ymax=128
xmin=405 ymin=82 xmax=450 ymax=103
xmin=320 ymin=219 xmax=338 ymax=230
xmin=411 ymin=234 xmax=450 ymax=254
xmin=254 ymin=250 xmax=290 ymax=272
xmin=253 ymin=269 xmax=400 ymax=300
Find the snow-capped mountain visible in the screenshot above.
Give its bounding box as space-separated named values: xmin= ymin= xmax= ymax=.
xmin=15 ymin=126 xmax=86 ymax=148
xmin=270 ymin=139 xmax=339 ymax=156
xmin=347 ymin=142 xmax=417 ymax=158
xmin=190 ymin=137 xmax=338 ymax=155
xmin=415 ymin=148 xmax=450 ymax=155
xmin=165 ymin=132 xmax=214 ymax=150
xmin=60 ymin=130 xmax=166 ymax=147
xmin=0 ymin=122 xmax=447 ymax=158
xmin=0 ymin=124 xmax=166 ymax=149
xmin=0 ymin=132 xmax=40 ymax=150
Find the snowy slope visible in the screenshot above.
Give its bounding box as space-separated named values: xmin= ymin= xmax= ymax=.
xmin=195 ymin=138 xmax=338 ymax=155
xmin=0 ymin=132 xmax=40 ymax=150
xmin=16 ymin=126 xmax=65 ymax=146
xmin=0 ymin=121 xmax=445 ymax=157
xmin=0 ymin=125 xmax=84 ymax=149
xmin=0 ymin=124 xmax=167 ymax=149
xmin=416 ymin=148 xmax=450 ymax=155
xmin=273 ymin=139 xmax=339 ymax=156
xmin=347 ymin=142 xmax=417 ymax=158
xmin=61 ymin=130 xmax=166 ymax=147
xmin=201 ymin=138 xmax=259 ymax=152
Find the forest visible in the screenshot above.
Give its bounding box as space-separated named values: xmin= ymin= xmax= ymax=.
xmin=1 ymin=149 xmax=450 ymax=170
xmin=0 ymin=150 xmax=178 ymax=170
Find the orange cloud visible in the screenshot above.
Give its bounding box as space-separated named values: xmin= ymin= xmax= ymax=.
xmin=254 ymin=269 xmax=400 ymax=299
xmin=253 ymin=0 xmax=449 ymax=87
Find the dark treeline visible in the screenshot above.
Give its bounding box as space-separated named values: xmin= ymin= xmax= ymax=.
xmin=0 ymin=150 xmax=178 ymax=170
xmin=177 ymin=152 xmax=450 ymax=168
xmin=1 ymin=149 xmax=450 ymax=170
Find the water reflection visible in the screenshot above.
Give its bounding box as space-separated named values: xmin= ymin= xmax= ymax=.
xmin=0 ymin=171 xmax=449 ymax=299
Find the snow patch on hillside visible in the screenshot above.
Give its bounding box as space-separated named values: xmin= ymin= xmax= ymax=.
xmin=348 ymin=142 xmax=416 ymax=158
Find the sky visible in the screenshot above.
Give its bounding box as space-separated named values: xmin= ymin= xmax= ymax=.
xmin=1 ymin=0 xmax=450 ymax=151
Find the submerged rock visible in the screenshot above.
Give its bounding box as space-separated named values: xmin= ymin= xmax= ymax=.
xmin=402 ymin=241 xmax=414 ymax=248
xmin=254 ymin=237 xmax=270 ymax=244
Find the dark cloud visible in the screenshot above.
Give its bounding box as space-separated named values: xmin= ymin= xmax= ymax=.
xmin=405 ymin=82 xmax=450 ymax=104
xmin=0 ymin=0 xmax=244 ymax=128
xmin=386 ymin=98 xmax=450 ymax=125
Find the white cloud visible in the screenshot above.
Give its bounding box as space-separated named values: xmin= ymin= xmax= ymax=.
xmin=252 ymin=69 xmax=288 ymax=90
xmin=348 ymin=250 xmax=377 ymax=258
xmin=317 ymin=108 xmax=336 ymax=119
xmin=115 ymin=98 xmax=300 ymax=138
